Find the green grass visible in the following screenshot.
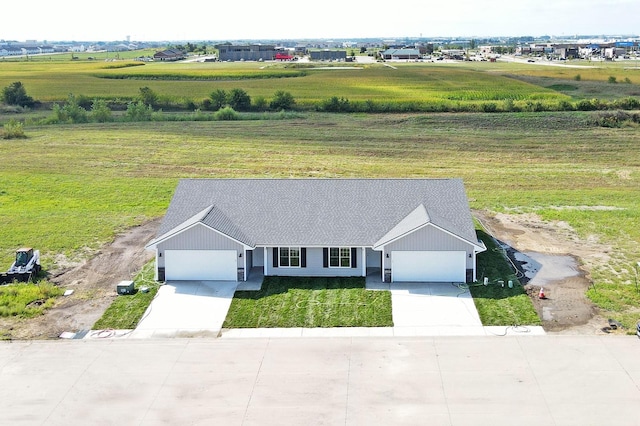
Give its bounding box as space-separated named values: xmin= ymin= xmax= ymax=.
xmin=0 ymin=112 xmax=637 ymax=330
xmin=92 ymin=262 xmax=160 ymax=330
xmin=471 ymin=230 xmax=541 ymax=326
xmin=223 ymin=276 xmax=393 ymax=328
xmin=0 ymin=281 xmax=64 ymax=318
xmin=1 ymin=56 xmax=639 ymax=329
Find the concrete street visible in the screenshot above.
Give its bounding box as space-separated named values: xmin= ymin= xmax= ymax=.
xmin=1 ymin=335 xmax=639 ymax=425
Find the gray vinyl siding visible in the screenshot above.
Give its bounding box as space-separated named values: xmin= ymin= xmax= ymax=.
xmin=266 ymin=247 xmax=364 ymax=277
xmin=252 ymin=248 xmax=264 ymax=267
xmin=156 ymin=224 xmax=243 ymax=268
xmin=383 ymin=225 xmax=475 ymax=269
xmin=366 ymin=248 xmax=382 ymax=267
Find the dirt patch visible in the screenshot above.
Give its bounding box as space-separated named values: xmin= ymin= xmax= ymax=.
xmin=475 ymin=211 xmax=617 ymax=334
xmin=0 ymin=218 xmax=161 ymax=340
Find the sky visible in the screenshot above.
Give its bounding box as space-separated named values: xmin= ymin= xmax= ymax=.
xmin=3 ymin=0 xmax=639 ymax=42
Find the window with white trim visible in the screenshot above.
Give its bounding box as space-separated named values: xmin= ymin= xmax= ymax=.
xmin=279 ymin=247 xmax=300 ymax=267
xmin=329 ymin=247 xmax=351 ymax=268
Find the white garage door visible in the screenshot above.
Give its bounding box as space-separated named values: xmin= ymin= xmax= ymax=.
xmin=392 ymin=251 xmax=466 ymax=282
xmin=165 ymin=250 xmax=237 ymax=281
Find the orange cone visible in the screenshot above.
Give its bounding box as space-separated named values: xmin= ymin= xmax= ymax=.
xmin=538 ymin=287 xmax=546 ymax=299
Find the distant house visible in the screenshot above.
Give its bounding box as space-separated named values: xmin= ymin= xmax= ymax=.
xmin=215 ymin=44 xmax=278 ymax=61
xmin=309 ymin=50 xmax=347 ymax=61
xmin=381 ymin=48 xmax=421 ymax=60
xmin=146 ymin=179 xmax=486 ymax=283
xmin=153 ymin=49 xmax=186 ymax=61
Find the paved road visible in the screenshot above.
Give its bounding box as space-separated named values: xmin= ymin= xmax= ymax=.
xmin=2 ymin=335 xmax=639 ymax=425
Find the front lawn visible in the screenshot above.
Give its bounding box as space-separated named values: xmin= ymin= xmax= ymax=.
xmin=223 ymin=276 xmax=393 ymax=328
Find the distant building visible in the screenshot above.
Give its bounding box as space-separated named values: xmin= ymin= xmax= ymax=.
xmin=554 ymin=45 xmax=579 ymax=59
xmin=153 ymin=49 xmax=186 ymax=61
xmin=381 ymin=48 xmax=421 ymax=60
xmin=309 ymin=50 xmax=347 ymax=61
xmin=215 ymin=44 xmax=278 ymax=61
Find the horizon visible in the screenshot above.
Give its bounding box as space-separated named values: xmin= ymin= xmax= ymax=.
xmin=3 ymin=0 xmax=639 ymax=43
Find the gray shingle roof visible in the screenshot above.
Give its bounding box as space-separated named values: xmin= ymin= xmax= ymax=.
xmin=152 ymin=178 xmax=480 ymax=248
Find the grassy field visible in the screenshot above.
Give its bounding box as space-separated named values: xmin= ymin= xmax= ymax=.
xmin=0 ymin=112 xmax=638 ymax=324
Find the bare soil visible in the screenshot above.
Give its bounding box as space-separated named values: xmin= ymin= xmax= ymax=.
xmin=476 ymin=210 xmax=617 ymax=334
xmin=0 ymin=218 xmax=161 ymax=340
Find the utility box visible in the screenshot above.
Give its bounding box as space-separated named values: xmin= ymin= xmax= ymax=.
xmin=116 ymin=280 xmax=135 ymax=295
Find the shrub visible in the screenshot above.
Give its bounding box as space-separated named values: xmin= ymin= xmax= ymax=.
xmin=252 ymin=96 xmax=268 ymax=111
xmin=124 ymin=101 xmax=153 ymax=121
xmin=201 ymin=98 xmax=213 ymax=111
xmin=576 ymin=98 xmax=601 ymax=111
xmin=502 ymin=99 xmax=515 ymax=112
xmin=592 ymin=110 xmax=640 ymax=128
xmin=612 ymin=97 xmax=640 ymax=110
xmin=269 ymin=90 xmax=295 ymax=110
xmin=481 ymin=102 xmax=498 ymax=113
xmin=557 ymin=100 xmax=575 ymax=111
xmin=574 ymin=74 xmax=581 ymax=81
xmin=215 ymin=106 xmax=239 ymax=120
xmin=319 ymin=96 xmax=351 ymax=112
xmin=1 ymin=119 xmax=26 ymax=139
xmin=90 ymin=99 xmax=113 ymax=122
xmin=47 ymin=94 xmax=89 ymax=124
xmin=608 ymin=76 xmax=618 ymax=84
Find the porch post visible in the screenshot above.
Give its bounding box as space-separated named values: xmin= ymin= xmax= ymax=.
xmin=381 ymin=247 xmax=385 ymax=282
xmin=361 ymin=247 xmax=366 ymax=277
xmin=243 ymin=248 xmax=247 ymax=281
xmin=263 ymin=246 xmax=268 ymax=277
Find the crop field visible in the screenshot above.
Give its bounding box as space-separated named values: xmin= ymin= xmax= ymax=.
xmin=1 ymin=54 xmax=639 ymax=327
xmin=0 ymin=59 xmax=572 ymax=106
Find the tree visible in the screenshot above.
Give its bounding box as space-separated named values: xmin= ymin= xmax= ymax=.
xmin=2 ymin=81 xmax=35 ymax=107
xmin=209 ymin=89 xmax=228 ymax=111
xmin=139 ymin=86 xmax=159 ymax=109
xmin=269 ymin=91 xmax=295 ymax=110
xmin=227 ymin=88 xmax=251 ymax=111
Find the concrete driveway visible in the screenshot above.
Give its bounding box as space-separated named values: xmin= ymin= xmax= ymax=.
xmin=130 ymin=281 xmax=238 ymax=338
xmin=390 ymin=282 xmax=484 ymax=336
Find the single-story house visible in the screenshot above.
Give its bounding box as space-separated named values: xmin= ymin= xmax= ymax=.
xmin=145 ymin=179 xmax=486 ymax=283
